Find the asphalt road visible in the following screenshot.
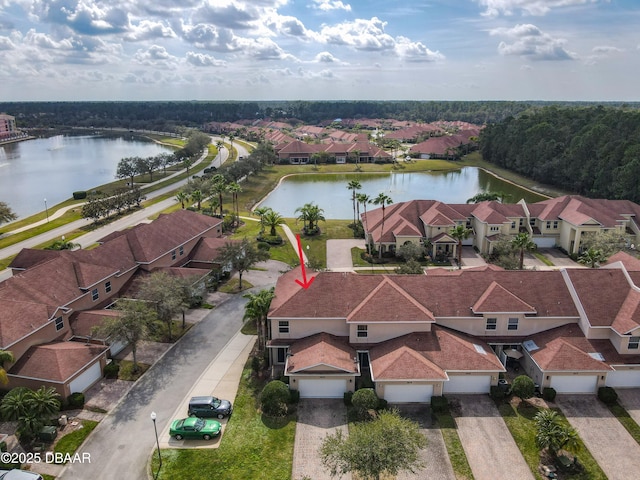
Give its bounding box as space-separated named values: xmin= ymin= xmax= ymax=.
xmin=60 ymin=291 xmax=253 ymax=480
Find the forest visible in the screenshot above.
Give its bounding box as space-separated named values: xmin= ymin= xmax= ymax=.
xmin=480 ymin=105 xmax=640 ymax=203
xmin=4 ymin=100 xmax=636 ymax=131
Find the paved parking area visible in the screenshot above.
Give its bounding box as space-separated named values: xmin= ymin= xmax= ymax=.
xmin=616 ymin=388 xmax=640 ymax=425
xmin=556 ymin=394 xmax=640 ymax=480
xmin=326 ymin=239 xmax=365 ymax=271
xmin=292 ymin=399 xmax=351 ymax=480
xmin=451 ymin=395 xmax=534 ymax=480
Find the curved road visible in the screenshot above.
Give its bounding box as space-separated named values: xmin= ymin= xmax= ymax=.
xmin=0 ymin=136 xmax=239 ymax=281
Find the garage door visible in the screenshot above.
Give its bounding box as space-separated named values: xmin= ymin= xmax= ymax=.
xmin=443 ymin=375 xmax=491 ymax=394
xmin=607 ymin=370 xmax=640 ymax=388
xmin=534 ymin=237 xmax=556 ymax=248
xmin=550 ymin=375 xmax=598 ymax=393
xmin=298 ymin=379 xmax=347 ymax=398
xmin=69 ymin=362 xmax=102 ymax=394
xmin=384 ymin=384 xmax=434 ymax=403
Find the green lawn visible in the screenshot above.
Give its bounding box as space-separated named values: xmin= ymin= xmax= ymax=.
xmin=151 ymin=365 xmax=296 ymax=480
xmin=606 ymin=402 xmax=640 ymax=445
xmin=498 ymin=400 xmax=607 ymax=480
xmin=434 ymin=412 xmax=474 ymax=480
xmin=53 ymin=420 xmax=99 ymax=462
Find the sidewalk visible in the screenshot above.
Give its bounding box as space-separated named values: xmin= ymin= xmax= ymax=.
xmin=158 ymin=331 xmax=256 ymax=449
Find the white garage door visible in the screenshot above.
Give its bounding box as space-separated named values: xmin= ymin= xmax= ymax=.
xmin=298 ymin=379 xmax=347 ymax=398
xmin=534 ymin=237 xmax=556 ymax=248
xmin=443 ymin=375 xmax=492 ymax=394
xmin=384 ymin=384 xmax=434 ymax=403
xmin=550 ymin=375 xmax=598 ymax=393
xmin=109 ymin=340 xmax=127 ymax=357
xmin=69 ymin=362 xmax=102 ymax=394
xmin=607 ymin=370 xmax=640 ymax=388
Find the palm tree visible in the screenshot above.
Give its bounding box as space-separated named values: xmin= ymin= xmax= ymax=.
xmin=262 ymin=209 xmax=285 ymax=237
xmin=0 ymin=201 xmax=17 ymax=225
xmin=466 ymin=192 xmax=509 ymax=204
xmin=243 ymin=288 xmax=275 ymax=351
xmin=357 ymin=193 xmax=372 ymax=248
xmin=579 ymin=247 xmax=607 ymax=268
xmin=227 ymin=134 xmax=235 ymax=158
xmin=175 ymin=191 xmax=190 ymax=209
xmin=295 ymin=203 xmax=325 ymax=234
xmin=347 ymin=180 xmax=362 ymax=226
xmin=216 ymin=140 xmax=224 ymax=155
xmin=45 ymin=236 xmax=80 ymax=251
xmin=253 ymin=206 xmax=273 ymax=235
xmin=227 ymin=182 xmax=242 ymax=227
xmin=512 ymin=232 xmax=537 ymax=270
xmin=372 ymin=193 xmax=393 ymax=259
xmin=449 ymin=225 xmax=472 ymax=269
xmin=0 ymin=387 xmax=31 ymax=420
xmin=26 ymin=386 xmax=61 ymax=418
xmin=0 ymin=350 xmax=14 ymax=385
xmin=191 ymin=189 xmax=203 ymax=210
xmin=210 ymin=174 xmax=227 ymax=217
xmin=534 ymin=410 xmax=580 ymax=458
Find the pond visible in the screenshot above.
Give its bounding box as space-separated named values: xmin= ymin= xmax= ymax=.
xmin=0 ymin=134 xmax=173 ymax=219
xmin=258 ymin=167 xmax=548 ymax=219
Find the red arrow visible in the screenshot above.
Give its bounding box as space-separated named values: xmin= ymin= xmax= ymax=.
xmin=295 ymin=234 xmax=315 ymax=290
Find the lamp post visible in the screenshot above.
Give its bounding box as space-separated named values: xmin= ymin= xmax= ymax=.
xmin=150 ymin=411 xmax=162 ymax=471
xmin=44 ymin=198 xmax=49 ymax=223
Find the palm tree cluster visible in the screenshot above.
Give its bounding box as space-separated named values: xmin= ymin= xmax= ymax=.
xmin=253 ymin=207 xmax=285 ymax=239
xmin=243 ymin=288 xmax=275 ymax=351
xmin=534 ymin=409 xmax=580 ymax=459
xmin=0 ymin=386 xmax=62 ymax=444
xmin=175 ymin=173 xmax=242 ymax=227
xmin=296 ymin=203 xmax=325 ymax=235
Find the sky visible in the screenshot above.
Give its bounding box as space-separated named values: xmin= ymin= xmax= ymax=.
xmin=1 ymin=0 xmax=639 ymax=102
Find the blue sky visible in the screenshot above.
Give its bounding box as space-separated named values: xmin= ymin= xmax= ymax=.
xmin=1 ymin=0 xmax=638 ymax=101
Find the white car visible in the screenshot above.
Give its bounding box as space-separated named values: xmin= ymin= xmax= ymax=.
xmin=0 ymin=470 xmax=43 ymax=480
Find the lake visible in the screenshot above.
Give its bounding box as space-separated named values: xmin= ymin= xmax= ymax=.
xmin=258 ymin=168 xmax=548 ymax=219
xmin=0 ymin=134 xmax=173 ymax=219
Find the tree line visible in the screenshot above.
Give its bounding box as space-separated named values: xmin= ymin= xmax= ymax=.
xmin=480 ymin=105 xmax=640 ymax=203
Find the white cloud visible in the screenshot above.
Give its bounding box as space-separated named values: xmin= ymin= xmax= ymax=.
xmin=477 ymin=0 xmax=609 ymax=17
xmin=490 ymin=24 xmax=577 ymax=60
xmin=0 ymin=36 xmax=15 ymax=50
xmin=319 ymin=17 xmax=395 ymax=51
xmin=124 ymin=20 xmax=175 ymax=42
xmin=591 ymin=45 xmax=622 ymax=54
xmin=311 ymin=0 xmax=351 ymax=12
xmin=185 ymin=51 xmax=226 ymax=67
xmin=133 ymin=45 xmax=178 ymax=66
xmin=30 ymin=0 xmax=130 ymax=35
xmin=395 ymin=36 xmax=445 ymax=62
xmin=313 ymin=51 xmax=340 ymax=63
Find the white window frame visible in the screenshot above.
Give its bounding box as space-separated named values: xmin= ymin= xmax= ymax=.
xmin=278 ymin=321 xmax=289 ymax=334
xmin=92 ymin=288 xmax=99 ymax=301
xmin=630 ymin=336 xmax=640 ymax=350
xmin=357 ymin=325 xmax=368 ymax=338
xmin=55 ymin=316 xmax=64 ymax=331
xmin=105 ymin=281 xmax=112 ymax=293
xmin=486 ymin=318 xmax=497 ymax=330
xmin=508 ymin=317 xmax=519 ymax=331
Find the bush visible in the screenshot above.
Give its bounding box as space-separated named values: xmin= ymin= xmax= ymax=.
xmin=67 ymin=392 xmax=85 ymax=409
xmin=289 ymin=389 xmax=300 ymax=404
xmin=490 ymin=385 xmax=506 ymax=400
xmin=343 ymin=391 xmax=353 ymax=406
xmin=430 ymin=396 xmax=449 ymax=413
xmin=257 ymin=234 xmax=283 ymax=245
xmin=542 ymin=387 xmax=557 ymax=402
xmin=251 ymin=355 xmax=265 ymax=374
xmin=103 ymin=362 xmax=120 ymax=379
xmin=0 ymin=441 xmax=6 ymax=452
xmin=260 ymin=380 xmax=290 ymax=417
xmin=73 ymin=191 xmax=87 ymax=200
xmin=511 ymin=375 xmax=535 ymax=399
xmin=257 ymin=242 xmax=271 ymax=251
xmin=377 ymin=398 xmax=388 ymax=410
xmin=352 ymin=388 xmax=379 ymax=412
xmin=598 ymin=386 xmax=618 ymax=405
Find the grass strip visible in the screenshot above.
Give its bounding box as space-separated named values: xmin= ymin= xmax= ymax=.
xmin=606 ymin=402 xmax=640 ymax=445
xmin=434 ymin=412 xmax=474 ymax=480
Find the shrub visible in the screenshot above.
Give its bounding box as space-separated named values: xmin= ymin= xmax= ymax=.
xmin=343 ymin=391 xmax=353 ymax=406
xmin=257 ymin=234 xmax=283 ymax=245
xmin=260 ymin=380 xmax=290 ymax=417
xmin=73 ymin=191 xmax=87 ymax=200
xmin=103 ymin=362 xmax=120 ymax=379
xmin=0 ymin=441 xmax=6 ymax=452
xmin=352 ymin=388 xmax=379 ymax=412
xmin=490 ymin=385 xmax=506 ymax=400
xmin=542 ymin=387 xmax=557 ymax=402
xmin=377 ymin=398 xmax=388 ymax=411
xmin=511 ymin=375 xmax=535 ymax=400
xmin=251 ymin=355 xmax=265 ymax=374
xmin=67 ymin=392 xmax=85 ymax=409
xmin=289 ymin=389 xmax=300 ymax=404
xmin=598 ymin=386 xmax=618 ymax=405
xmin=430 ymin=396 xmax=449 ymax=413
xmin=257 ymin=242 xmax=271 ymax=251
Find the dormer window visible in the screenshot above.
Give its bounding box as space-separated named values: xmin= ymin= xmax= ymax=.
xmin=630 ymin=336 xmax=640 ymax=350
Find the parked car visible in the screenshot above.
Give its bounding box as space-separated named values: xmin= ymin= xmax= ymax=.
xmin=0 ymin=470 xmax=43 ymax=480
xmin=188 ymin=395 xmax=233 ymax=419
xmin=169 ymin=417 xmax=221 ymax=440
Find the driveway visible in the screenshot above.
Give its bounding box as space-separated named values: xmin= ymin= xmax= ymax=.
xmin=616 ymin=388 xmax=640 ymax=425
xmin=292 ymin=399 xmax=351 ymax=480
xmin=460 ymin=246 xmax=486 ymax=268
xmin=451 ymin=395 xmax=534 ymax=480
xmin=394 ymin=405 xmax=455 ymax=480
xmin=555 ymin=394 xmax=640 ymax=480
xmin=326 ymin=239 xmax=365 ymax=271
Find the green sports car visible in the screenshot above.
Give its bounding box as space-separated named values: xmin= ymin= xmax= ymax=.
xmin=169 ymin=417 xmax=222 ymax=440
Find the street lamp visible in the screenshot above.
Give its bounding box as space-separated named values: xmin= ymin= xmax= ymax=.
xmin=150 ymin=411 xmax=162 ymax=472
xmin=44 ymin=198 xmax=49 ymax=223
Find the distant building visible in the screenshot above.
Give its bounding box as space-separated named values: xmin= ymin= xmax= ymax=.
xmin=0 ymin=113 xmax=17 ymax=140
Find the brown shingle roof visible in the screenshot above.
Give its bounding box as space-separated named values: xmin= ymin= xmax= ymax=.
xmin=471 ymin=281 xmax=537 ymax=314
xmin=287 ymin=333 xmax=357 ymax=374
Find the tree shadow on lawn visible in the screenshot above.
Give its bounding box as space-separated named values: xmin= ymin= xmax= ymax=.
xmin=261 ymin=413 xmax=294 ymax=429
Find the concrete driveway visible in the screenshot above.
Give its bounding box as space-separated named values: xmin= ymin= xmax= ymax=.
xmin=616 ymin=388 xmax=640 ymax=425
xmin=556 ymin=394 xmax=640 ymax=480
xmin=292 ymin=399 xmax=351 ymax=480
xmin=451 ymin=395 xmax=534 ymax=480
xmin=326 ymin=239 xmax=365 ymax=271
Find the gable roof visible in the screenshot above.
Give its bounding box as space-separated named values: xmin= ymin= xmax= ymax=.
xmin=471 ymin=281 xmax=537 ymax=314
xmin=286 ymin=333 xmax=358 ymax=374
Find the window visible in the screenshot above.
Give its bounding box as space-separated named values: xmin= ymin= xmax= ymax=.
xmin=553 ymin=221 xmax=559 ymax=229
xmin=105 ymin=281 xmax=112 ymax=293
xmin=55 ymin=316 xmax=64 ymax=331
xmin=486 ymin=318 xmax=497 ymax=330
xmin=508 ymin=317 xmax=519 ymax=331
xmin=490 ymin=226 xmax=499 ymax=232
xmin=179 ymin=245 xmax=184 ymax=256
xmin=171 ymin=250 xmax=176 ymax=260
xmin=546 ymin=221 xmax=551 ymax=229
xmin=92 ymin=288 xmax=99 ymax=301
xmin=519 ymin=219 xmax=524 ymax=226
xmin=529 ymin=218 xmax=536 ymax=226
xmin=511 ymin=221 xmax=516 ymax=229
xmin=630 ymin=336 xmax=640 ymax=350
xmin=277 ymin=348 xmax=286 ymax=363
xmin=278 ymin=321 xmax=289 ymax=334
xmin=357 ymin=325 xmax=368 ymax=338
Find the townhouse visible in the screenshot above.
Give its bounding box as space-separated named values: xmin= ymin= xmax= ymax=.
xmin=267 ymin=253 xmax=640 ymax=402
xmin=0 ymin=210 xmax=223 ymax=397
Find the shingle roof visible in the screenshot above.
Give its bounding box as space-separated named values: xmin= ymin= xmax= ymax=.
xmin=471 ymin=281 xmax=537 ymax=314
xmin=287 ymin=333 xmax=357 ymax=374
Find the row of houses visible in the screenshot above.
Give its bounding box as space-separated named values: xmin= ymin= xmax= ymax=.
xmin=362 ymin=195 xmax=640 ymax=258
xmin=1 ymin=210 xmax=225 ymax=397
xmin=268 ymin=252 xmax=640 ymax=401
